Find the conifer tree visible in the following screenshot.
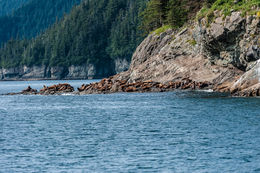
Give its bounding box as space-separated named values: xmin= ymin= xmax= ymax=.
xmin=166 ymin=0 xmax=187 ymax=28
xmin=139 ymin=0 xmax=169 ymax=34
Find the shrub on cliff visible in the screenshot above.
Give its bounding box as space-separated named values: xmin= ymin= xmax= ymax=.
xmin=139 ymin=0 xmax=211 ymax=34
xmin=139 ymin=0 xmax=188 ymax=34
xmin=197 ymin=0 xmax=260 ymax=22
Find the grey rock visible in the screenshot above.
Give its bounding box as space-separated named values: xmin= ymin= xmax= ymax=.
xmin=22 ymin=66 xmax=47 ymax=79
xmin=111 ymin=11 xmax=259 ymax=96
xmin=50 ymin=67 xmax=66 ymax=79
xmin=229 ymin=59 xmax=260 ymax=96
xmin=66 ymin=64 xmax=96 ymax=79
xmin=0 ymin=64 xmax=98 ymax=80
xmin=114 ymin=58 xmax=130 ymax=74
xmin=0 ymin=68 xmax=3 ymax=79
xmin=2 ymin=67 xmax=23 ymax=79
xmin=246 ymin=45 xmax=260 ymax=62
xmin=199 ymin=11 xmax=259 ymax=69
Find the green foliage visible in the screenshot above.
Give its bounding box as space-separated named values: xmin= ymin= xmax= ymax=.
xmin=187 ymin=39 xmax=197 ymax=46
xmin=139 ymin=0 xmax=168 ymax=34
xmin=166 ymin=0 xmax=188 ymax=28
xmin=0 ymin=39 xmax=29 ymax=68
xmin=139 ymin=0 xmax=188 ymax=34
xmin=0 ymin=0 xmax=29 ymax=16
xmin=153 ymin=25 xmax=172 ymax=35
xmin=106 ymin=0 xmax=146 ymax=60
xmin=0 ymin=0 xmax=147 ymax=69
xmin=197 ymin=0 xmax=260 ymax=22
xmin=0 ymin=0 xmax=82 ymax=45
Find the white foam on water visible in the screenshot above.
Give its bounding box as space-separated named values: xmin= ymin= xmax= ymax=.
xmin=197 ymin=89 xmax=214 ymax=92
xmin=61 ymin=93 xmax=75 ymax=96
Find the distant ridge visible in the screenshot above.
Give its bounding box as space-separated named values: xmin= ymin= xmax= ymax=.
xmin=0 ymin=0 xmax=29 ymax=16
xmin=0 ymin=0 xmax=82 ymax=44
xmin=0 ymin=0 xmax=147 ymax=80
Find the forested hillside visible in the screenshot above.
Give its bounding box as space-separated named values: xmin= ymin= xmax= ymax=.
xmin=0 ymin=0 xmax=82 ymax=44
xmin=3 ymin=0 xmax=256 ymax=79
xmin=0 ymin=0 xmax=147 ymax=72
xmin=0 ymin=0 xmax=205 ymax=70
xmin=0 ymin=0 xmax=29 ymax=16
xmin=139 ymin=0 xmax=259 ymax=35
xmin=139 ymin=0 xmax=217 ymax=34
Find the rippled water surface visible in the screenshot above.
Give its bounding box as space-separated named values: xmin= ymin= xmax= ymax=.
xmin=0 ymin=80 xmax=260 ymax=172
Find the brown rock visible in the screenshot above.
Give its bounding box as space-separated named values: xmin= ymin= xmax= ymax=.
xmin=125 ymin=86 xmax=137 ymax=92
xmin=39 ymin=83 xmax=74 ymax=95
xmin=22 ymin=86 xmax=37 ymax=94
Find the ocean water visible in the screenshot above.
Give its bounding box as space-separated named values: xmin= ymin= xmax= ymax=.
xmin=0 ymin=80 xmax=260 ymax=172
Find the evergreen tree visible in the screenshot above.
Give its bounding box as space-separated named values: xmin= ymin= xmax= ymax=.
xmin=0 ymin=0 xmax=29 ymax=16
xmin=139 ymin=0 xmax=194 ymax=34
xmin=166 ymin=0 xmax=187 ymax=28
xmin=0 ymin=0 xmax=147 ymax=73
xmin=139 ymin=0 xmax=169 ymax=34
xmin=0 ymin=0 xmax=82 ymax=45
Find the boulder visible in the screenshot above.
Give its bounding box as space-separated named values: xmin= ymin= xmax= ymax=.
xmin=39 ymin=83 xmax=74 ymax=95
xmin=21 ymin=86 xmax=37 ymax=94
xmin=77 ymin=76 xmax=212 ymax=94
xmin=230 ymin=59 xmax=260 ymax=96
xmin=125 ymin=86 xmax=137 ymax=92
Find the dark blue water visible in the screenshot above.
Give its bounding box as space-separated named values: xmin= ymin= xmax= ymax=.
xmin=0 ymin=80 xmax=260 ymax=172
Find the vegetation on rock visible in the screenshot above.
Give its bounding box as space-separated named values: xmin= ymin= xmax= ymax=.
xmin=0 ymin=0 xmax=258 ymax=81
xmin=197 ymin=0 xmax=260 ymax=22
xmin=139 ymin=0 xmax=188 ymax=34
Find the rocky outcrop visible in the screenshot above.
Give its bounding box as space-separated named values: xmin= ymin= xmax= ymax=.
xmin=22 ymin=66 xmax=48 ymax=79
xmin=105 ymin=11 xmax=259 ymax=97
xmin=22 ymin=86 xmax=38 ymax=95
xmin=114 ymin=58 xmax=130 ymax=74
xmin=6 ymin=77 xmax=212 ymax=95
xmin=66 ymin=65 xmax=96 ymax=79
xmin=77 ymin=77 xmax=211 ymax=94
xmin=39 ymin=83 xmax=74 ymax=95
xmin=199 ymin=12 xmax=260 ymax=70
xmin=0 ymin=56 xmax=130 ymax=80
xmin=7 ymin=83 xmax=75 ymax=95
xmin=7 ymin=85 xmax=38 ymax=95
xmin=4 ymin=11 xmax=260 ymax=97
xmin=0 ymin=64 xmax=110 ymax=80
xmin=221 ymin=59 xmax=260 ymax=96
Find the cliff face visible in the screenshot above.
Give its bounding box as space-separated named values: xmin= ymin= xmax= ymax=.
xmin=112 ymin=11 xmax=259 ymax=96
xmin=0 ymin=64 xmax=109 ymax=80
xmin=0 ymin=65 xmax=91 ymax=80
xmin=0 ymin=59 xmax=129 ymax=80
xmin=2 ymin=10 xmax=259 ymax=96
xmin=230 ymin=59 xmax=260 ymax=96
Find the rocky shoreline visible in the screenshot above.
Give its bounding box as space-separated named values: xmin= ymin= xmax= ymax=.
xmin=6 ymin=77 xmax=212 ymax=96
xmin=3 ymin=11 xmax=260 ymax=97
xmin=78 ymin=77 xmax=212 ymax=94
xmin=0 ymin=59 xmax=129 ymax=81
xmin=5 ymin=74 xmax=259 ymax=97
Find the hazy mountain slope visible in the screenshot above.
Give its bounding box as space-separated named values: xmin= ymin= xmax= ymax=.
xmin=0 ymin=0 xmax=29 ymax=16
xmin=0 ymin=0 xmax=147 ymax=79
xmin=0 ymin=0 xmax=82 ymax=44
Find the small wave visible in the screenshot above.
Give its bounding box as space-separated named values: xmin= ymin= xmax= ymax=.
xmin=61 ymin=93 xmax=75 ymax=96
xmin=197 ymin=89 xmax=214 ymax=93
